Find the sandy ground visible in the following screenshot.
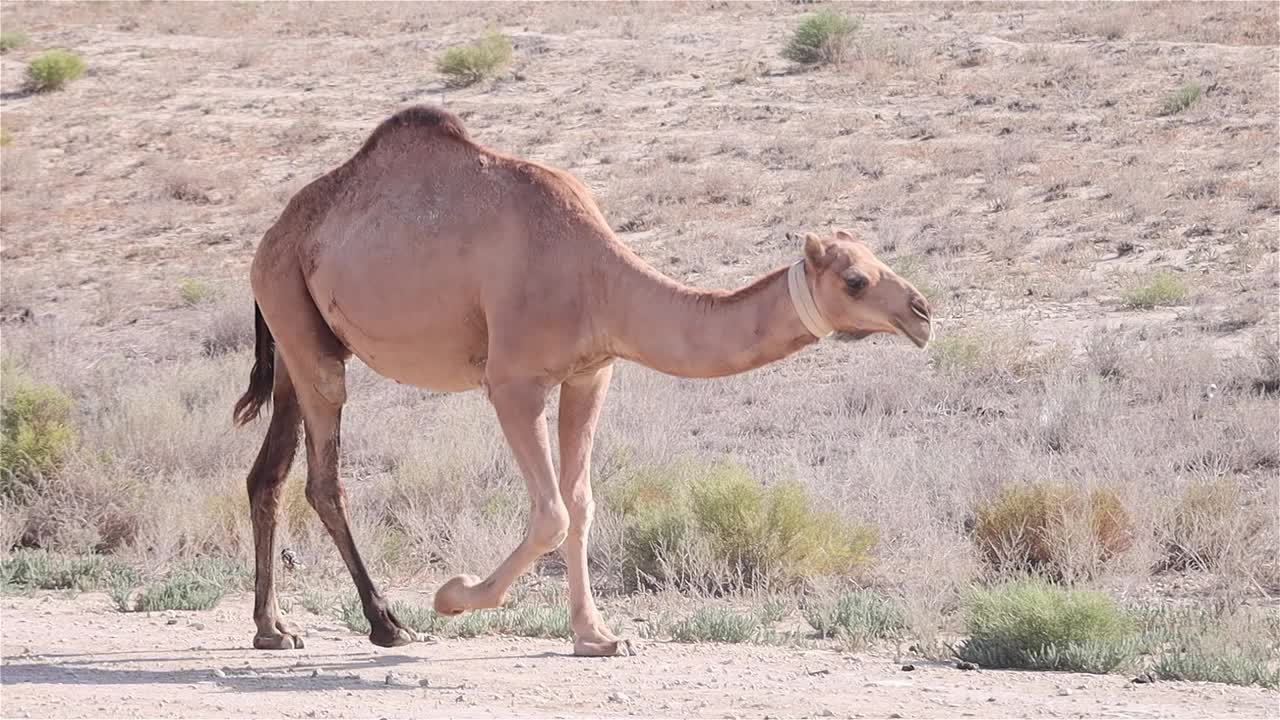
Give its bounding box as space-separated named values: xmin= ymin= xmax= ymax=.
xmin=1 ymin=594 xmax=1276 ymax=719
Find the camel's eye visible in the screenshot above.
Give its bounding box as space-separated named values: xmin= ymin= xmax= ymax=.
xmin=843 ymin=272 xmax=867 ymax=295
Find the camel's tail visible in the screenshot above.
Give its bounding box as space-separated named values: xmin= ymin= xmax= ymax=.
xmin=233 ymin=302 xmax=275 ymax=427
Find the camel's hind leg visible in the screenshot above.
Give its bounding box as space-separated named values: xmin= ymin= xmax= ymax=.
xmin=256 ymin=269 xmax=414 ymax=649
xmin=246 ymin=352 xmax=304 ymax=650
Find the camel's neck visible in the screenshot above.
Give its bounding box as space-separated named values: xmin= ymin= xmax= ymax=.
xmin=602 ymin=249 xmax=819 ymax=379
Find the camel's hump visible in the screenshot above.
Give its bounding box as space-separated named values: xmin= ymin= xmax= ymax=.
xmin=355 ymin=105 xmax=470 ymax=158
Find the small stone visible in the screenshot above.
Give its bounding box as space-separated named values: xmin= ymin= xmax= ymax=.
xmin=385 ymin=672 xmax=413 ymax=686
xmin=818 ymin=710 xmax=836 ymax=718
xmin=166 ymin=618 xmax=178 ymax=625
xmin=607 ymin=691 xmax=631 ymax=704
xmin=418 ymin=677 xmax=431 ymax=687
xmin=1132 ymin=672 xmax=1156 ymax=684
xmin=955 ymin=661 xmax=978 ymax=671
xmin=212 ymin=669 xmax=227 ymax=679
xmin=310 ymin=669 xmax=322 ymax=678
xmin=190 ymin=622 xmax=205 ymax=631
xmin=1058 ymin=688 xmax=1072 ymax=697
xmin=889 ymin=714 xmax=904 ymax=719
xmin=900 ymin=664 xmax=916 ymax=672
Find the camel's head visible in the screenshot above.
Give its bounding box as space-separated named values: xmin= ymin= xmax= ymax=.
xmin=791 ymin=229 xmax=933 ymax=348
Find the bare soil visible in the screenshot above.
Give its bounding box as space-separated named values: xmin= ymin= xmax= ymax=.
xmin=1 ymin=594 xmax=1277 ymax=719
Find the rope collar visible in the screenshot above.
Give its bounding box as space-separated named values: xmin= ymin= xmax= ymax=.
xmin=787 ymin=260 xmax=833 ymax=339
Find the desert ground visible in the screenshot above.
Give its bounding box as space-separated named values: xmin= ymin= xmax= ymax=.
xmin=3 ymin=593 xmax=1278 ymax=719
xmin=0 ymin=1 xmax=1278 ymax=718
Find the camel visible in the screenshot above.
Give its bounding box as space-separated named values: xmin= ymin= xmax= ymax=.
xmin=232 ymin=105 xmax=932 ymax=657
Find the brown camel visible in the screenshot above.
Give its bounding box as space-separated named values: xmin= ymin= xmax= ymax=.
xmin=232 ymin=105 xmax=932 ymax=657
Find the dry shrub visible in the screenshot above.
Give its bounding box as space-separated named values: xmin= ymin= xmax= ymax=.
xmin=1160 ymin=477 xmax=1268 ymax=573
xmin=972 ymin=482 xmax=1133 ymax=580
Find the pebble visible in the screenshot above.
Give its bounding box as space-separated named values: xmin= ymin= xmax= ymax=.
xmin=418 ymin=677 xmax=431 ymax=688
xmin=607 ymin=691 xmax=631 ymax=704
xmin=190 ymin=622 xmax=205 ymax=631
xmin=900 ymin=664 xmax=916 ymax=672
xmin=818 ymin=710 xmax=836 ymax=718
xmin=1058 ymin=688 xmax=1072 ymax=697
xmin=212 ymin=669 xmax=227 ymax=679
xmin=385 ymin=672 xmax=414 ymax=686
xmin=310 ymin=669 xmax=322 ymax=678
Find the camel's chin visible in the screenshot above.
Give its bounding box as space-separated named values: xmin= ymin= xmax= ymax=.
xmin=834 ymin=330 xmax=875 ymax=343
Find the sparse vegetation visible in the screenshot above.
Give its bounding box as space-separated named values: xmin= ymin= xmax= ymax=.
xmin=1 ymin=550 xmax=136 ymax=593
xmin=956 ymin=579 xmax=1137 ymax=673
xmin=1157 ymin=82 xmax=1202 ymax=116
xmin=25 ymin=50 xmax=84 ymax=92
xmin=437 ymin=32 xmax=512 ymax=87
xmin=972 ymin=483 xmax=1132 ymax=579
xmin=802 ymin=591 xmax=907 ymax=648
xmin=1122 ymin=271 xmax=1187 ymax=308
xmin=0 ymin=30 xmax=28 ymax=54
xmin=671 ymin=607 xmax=760 ymax=643
xmin=0 ymin=128 xmax=12 ymax=147
xmin=782 ymin=10 xmax=859 ymax=66
xmin=127 ymin=560 xmax=244 ymax=612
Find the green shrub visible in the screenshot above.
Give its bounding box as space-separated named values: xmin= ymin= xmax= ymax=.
xmin=26 ymin=50 xmax=84 ymax=92
xmin=802 ymin=590 xmax=906 ymax=648
xmin=972 ymin=483 xmax=1132 ymax=577
xmin=1122 ymin=271 xmax=1187 ymax=309
xmin=0 ymin=128 xmax=11 ymax=147
xmin=1136 ymin=605 xmax=1280 ymax=689
xmin=1 ymin=366 xmax=76 ymax=499
xmin=0 ymin=31 xmax=28 ymax=54
xmin=128 ymin=558 xmax=245 ymax=612
xmin=1157 ymin=82 xmax=1202 ymax=116
xmin=608 ymin=459 xmax=876 ymax=590
xmin=782 ymin=10 xmax=859 ymax=66
xmin=0 ymin=550 xmax=137 ymax=593
xmin=928 ymin=333 xmax=985 ymax=372
xmin=671 ymin=607 xmax=760 ymax=643
xmin=178 ymin=279 xmax=216 ymax=306
xmin=955 ymin=578 xmax=1137 ymax=673
xmin=437 ymin=33 xmax=512 ymax=87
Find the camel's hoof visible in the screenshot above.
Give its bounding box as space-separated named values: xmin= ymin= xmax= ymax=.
xmin=573 ymin=636 xmax=636 ymax=657
xmin=253 ymin=631 xmax=304 ymax=650
xmin=433 ymin=574 xmax=481 ymax=616
xmin=370 ymin=625 xmax=416 ymax=648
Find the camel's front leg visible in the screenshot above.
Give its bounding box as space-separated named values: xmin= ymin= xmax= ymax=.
xmin=434 ymin=379 xmax=569 ymax=615
xmin=557 ymin=365 xmax=632 ymax=656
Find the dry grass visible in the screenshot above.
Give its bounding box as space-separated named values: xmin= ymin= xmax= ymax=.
xmin=0 ymin=0 xmax=1276 ymax=656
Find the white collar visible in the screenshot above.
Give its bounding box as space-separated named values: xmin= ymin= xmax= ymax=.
xmin=787 ymin=260 xmax=833 ymax=339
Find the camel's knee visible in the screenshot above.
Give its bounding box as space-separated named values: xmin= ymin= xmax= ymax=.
xmin=304 ymin=479 xmax=344 ymax=517
xmin=565 ymin=496 xmax=595 ymax=538
xmin=529 ymin=500 xmax=570 ymax=552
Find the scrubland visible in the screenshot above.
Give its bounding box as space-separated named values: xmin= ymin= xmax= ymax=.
xmin=0 ymin=1 xmax=1277 ymax=708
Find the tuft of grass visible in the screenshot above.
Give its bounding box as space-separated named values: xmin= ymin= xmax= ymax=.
xmin=782 ymin=10 xmax=859 ymax=66
xmin=130 ymin=562 xmax=236 ymax=612
xmin=339 ymin=596 xmax=565 ymax=639
xmin=1121 ymin=271 xmax=1187 ymax=309
xmin=802 ymin=591 xmax=907 ymax=648
xmin=955 ymin=578 xmax=1137 ymax=673
xmin=25 ymin=50 xmax=84 ymax=92
xmin=928 ymin=333 xmax=985 ymax=373
xmin=1 ymin=364 xmax=76 ymax=500
xmin=178 ymin=279 xmax=216 ymax=307
xmin=0 ymin=550 xmax=137 ymax=593
xmin=971 ymin=483 xmax=1132 ymax=578
xmin=1136 ymin=605 xmax=1280 ymax=689
xmin=437 ymin=33 xmax=512 ymax=87
xmin=0 ymin=31 xmax=28 ymax=54
xmin=670 ymin=607 xmax=760 ymax=643
xmin=1157 ymin=82 xmax=1202 ymax=116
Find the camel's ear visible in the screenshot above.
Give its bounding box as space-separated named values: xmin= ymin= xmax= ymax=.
xmin=803 ymin=232 xmax=833 ymax=268
xmin=834 ymin=229 xmax=857 ymax=243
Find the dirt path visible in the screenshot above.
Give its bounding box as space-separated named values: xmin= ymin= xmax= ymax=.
xmin=1 ymin=594 xmax=1275 ymax=719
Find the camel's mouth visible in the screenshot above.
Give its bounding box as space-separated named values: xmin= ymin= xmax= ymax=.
xmin=893 ymin=317 xmax=932 ymax=350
